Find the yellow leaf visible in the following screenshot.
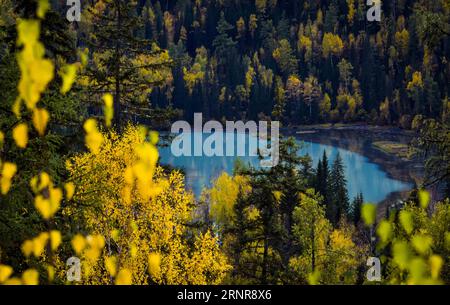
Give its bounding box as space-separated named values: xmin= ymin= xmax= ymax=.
xmin=38 ymin=172 xmax=51 ymax=191
xmin=399 ymin=210 xmax=414 ymax=234
xmin=86 ymin=234 xmax=105 ymax=249
xmin=21 ymin=240 xmax=34 ymax=257
xmin=0 ymin=131 xmax=4 ymax=147
xmin=393 ymin=241 xmax=412 ymax=270
xmin=12 ymin=123 xmax=28 ymax=148
xmin=85 ymin=248 xmax=101 ymax=261
xmin=34 ymin=195 xmax=51 ymax=219
xmin=83 ymin=118 xmax=97 ymax=133
xmin=22 ymin=269 xmax=39 ymax=285
xmin=135 ymin=143 xmax=159 ymax=166
xmin=0 ymin=265 xmax=13 ymax=283
xmin=71 ymin=234 xmax=86 ymax=255
xmin=49 ymin=187 xmax=62 ymax=215
xmin=376 ymin=220 xmax=392 ymax=245
xmin=105 ymin=256 xmax=117 ymax=276
xmin=411 ymin=234 xmax=432 ymax=255
xmin=149 ymin=131 xmax=159 ymax=145
xmin=148 ymin=253 xmax=161 ymax=278
xmin=418 ymin=190 xmax=430 ymax=209
xmin=2 ymin=277 xmax=21 ymax=285
xmin=16 ymin=19 xmax=40 ymax=47
xmin=361 ymin=203 xmax=376 ymax=226
xmin=1 ymin=162 xmax=17 ymax=194
xmin=84 ymin=119 xmax=103 ymax=154
xmin=307 ymin=270 xmax=321 ymax=285
xmin=60 ymin=64 xmax=77 ymax=94
xmin=115 ymin=269 xmax=132 ymax=285
xmin=32 ymin=108 xmax=49 ymax=136
xmin=429 ymin=255 xmax=443 ymax=279
xmin=64 ymin=182 xmax=75 ymax=200
xmin=12 ymin=97 xmax=21 ymax=117
xmin=30 ymin=58 xmax=54 ymax=93
xmin=50 ymin=230 xmax=62 ymax=251
xmin=47 ymin=265 xmax=55 ymax=282
xmin=33 ymin=232 xmax=49 ymax=257
xmin=137 ymin=126 xmax=148 ymax=140
xmin=103 ymin=93 xmax=114 ymax=127
xmin=37 ymin=0 xmax=50 ymax=18
xmin=30 ymin=172 xmax=51 ymax=194
xmin=409 ymin=257 xmax=426 ymax=282
xmin=29 ymin=176 xmax=38 ymax=193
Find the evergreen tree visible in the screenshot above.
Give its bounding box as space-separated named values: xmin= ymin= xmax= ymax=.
xmin=231 ymin=137 xmax=309 ymax=283
xmin=80 ymin=0 xmax=172 ymax=126
xmin=230 ymin=187 xmax=250 ymax=280
xmin=212 ymin=11 xmax=237 ymax=85
xmin=315 ymin=150 xmax=330 ymax=206
xmin=324 ymin=1 xmax=339 ymax=33
xmin=351 ymin=193 xmax=364 ymax=225
xmin=329 ymin=152 xmax=349 ymax=225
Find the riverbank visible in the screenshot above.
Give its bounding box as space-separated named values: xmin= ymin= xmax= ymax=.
xmin=283 ymin=124 xmax=424 ymax=213
xmin=284 ymin=124 xmax=422 ymax=184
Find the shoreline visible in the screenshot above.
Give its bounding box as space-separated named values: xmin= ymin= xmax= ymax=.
xmin=282 ymin=124 xmax=424 ymax=212
xmin=282 ymin=124 xmax=422 ymax=185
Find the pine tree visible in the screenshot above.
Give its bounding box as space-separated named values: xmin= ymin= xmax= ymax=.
xmin=315 ymin=150 xmax=330 ymax=206
xmin=324 ymin=1 xmax=339 ymax=33
xmin=212 ymin=11 xmax=237 ymax=68
xmin=300 ymin=154 xmax=314 ymax=186
xmin=273 ymin=138 xmax=306 ymax=268
xmin=424 ymin=72 xmax=441 ymax=117
xmin=80 ymin=0 xmax=172 ymax=126
xmin=329 ymin=152 xmax=349 ymax=225
xmin=230 ymin=187 xmax=250 ymax=280
xmin=351 ymin=193 xmax=364 ymax=225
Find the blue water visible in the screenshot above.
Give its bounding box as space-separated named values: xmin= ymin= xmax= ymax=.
xmin=159 ymin=132 xmax=411 ymax=203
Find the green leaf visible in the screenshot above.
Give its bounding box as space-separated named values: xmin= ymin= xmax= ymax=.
xmin=60 ymin=64 xmax=78 ymax=95
xmin=376 ymin=220 xmax=393 ymax=245
xmin=409 ymin=257 xmax=426 ymax=282
xmin=418 ymin=190 xmax=430 ymax=209
xmin=399 ymin=210 xmax=414 ymax=234
xmin=411 ymin=234 xmax=432 ymax=255
xmin=392 ymin=240 xmax=412 ymax=270
xmin=307 ymin=270 xmax=320 ymax=285
xmin=429 ymin=255 xmax=443 ymax=279
xmin=361 ymin=203 xmax=376 ymax=226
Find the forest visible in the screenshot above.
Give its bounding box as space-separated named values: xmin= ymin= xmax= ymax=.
xmin=0 ymin=0 xmax=449 ymax=286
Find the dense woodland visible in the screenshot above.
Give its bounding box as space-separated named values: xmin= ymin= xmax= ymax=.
xmin=0 ymin=0 xmax=449 ymax=285
xmin=48 ymin=0 xmax=450 ymax=127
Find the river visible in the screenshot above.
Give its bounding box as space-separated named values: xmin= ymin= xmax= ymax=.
xmin=159 ymin=130 xmax=413 ymax=203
